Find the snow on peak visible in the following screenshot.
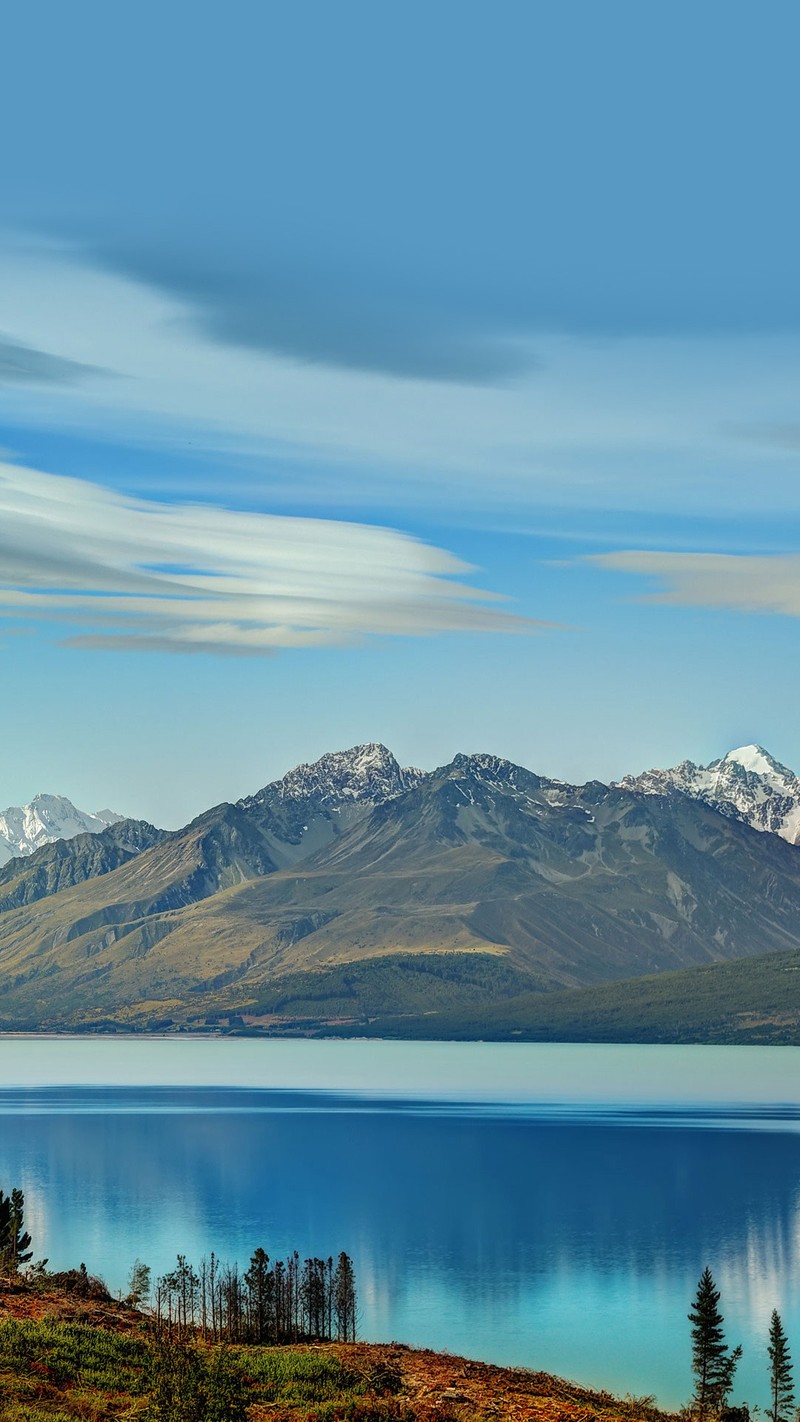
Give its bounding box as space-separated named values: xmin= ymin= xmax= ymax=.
xmin=722 ymin=745 xmax=787 ymax=778
xmin=617 ymin=745 xmax=800 ymax=845
xmin=268 ymin=744 xmax=426 ymax=807
xmin=0 ymin=796 xmax=125 ymax=867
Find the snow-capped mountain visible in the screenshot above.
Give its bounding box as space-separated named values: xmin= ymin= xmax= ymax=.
xmin=261 ymin=743 xmax=425 ymax=808
xmin=0 ymin=795 xmax=125 ymax=867
xmin=616 ymin=745 xmax=800 ymax=844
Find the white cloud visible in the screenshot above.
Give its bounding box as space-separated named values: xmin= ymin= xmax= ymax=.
xmin=591 ymin=550 xmax=800 ymax=616
xmin=0 ymin=463 xmax=533 ymax=654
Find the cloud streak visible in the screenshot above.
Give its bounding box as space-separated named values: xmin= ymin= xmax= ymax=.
xmin=2 ymin=237 xmax=799 ymax=525
xmin=99 ymin=247 xmax=536 ymax=385
xmin=0 ymin=335 xmax=104 ymax=386
xmin=591 ymin=550 xmax=800 ymax=617
xmin=0 ymin=464 xmax=535 ymax=655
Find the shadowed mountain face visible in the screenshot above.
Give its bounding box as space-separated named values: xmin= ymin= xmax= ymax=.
xmin=2 ymin=743 xmax=800 ymax=1030
xmin=0 ymin=818 xmax=166 ymax=913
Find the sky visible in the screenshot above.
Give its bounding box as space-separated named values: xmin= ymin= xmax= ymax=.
xmin=1 ymin=0 xmax=800 ymax=828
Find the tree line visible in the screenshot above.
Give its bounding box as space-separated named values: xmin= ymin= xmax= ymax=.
xmin=1 ymin=1184 xmax=357 ymax=1346
xmin=148 ymin=1247 xmax=358 ymax=1344
xmin=690 ymin=1266 xmax=795 ymax=1422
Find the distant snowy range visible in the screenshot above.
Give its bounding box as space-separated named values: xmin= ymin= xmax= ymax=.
xmin=5 ymin=742 xmax=800 ymax=863
xmin=0 ymin=795 xmax=124 ymax=866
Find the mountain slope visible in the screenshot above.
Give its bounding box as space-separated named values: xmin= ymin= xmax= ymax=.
xmin=0 ymin=744 xmax=418 ymax=917
xmin=4 ymin=747 xmax=800 ymax=1028
xmin=0 ymin=794 xmax=125 ymax=866
xmin=617 ymin=744 xmax=800 ymax=844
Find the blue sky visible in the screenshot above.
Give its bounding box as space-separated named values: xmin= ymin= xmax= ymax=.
xmin=1 ymin=1 xmax=800 ymax=827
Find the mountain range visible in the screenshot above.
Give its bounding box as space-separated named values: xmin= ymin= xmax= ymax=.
xmin=2 ymin=741 xmax=800 ymax=1038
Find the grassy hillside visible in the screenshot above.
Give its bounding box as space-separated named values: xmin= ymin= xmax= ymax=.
xmin=13 ymin=947 xmax=797 ymax=1046
xmin=0 ymin=1278 xmax=673 ymax=1422
xmin=4 ymin=935 xmax=800 ymax=1046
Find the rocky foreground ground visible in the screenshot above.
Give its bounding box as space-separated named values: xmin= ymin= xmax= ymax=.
xmin=0 ymin=1274 xmax=672 ymax=1422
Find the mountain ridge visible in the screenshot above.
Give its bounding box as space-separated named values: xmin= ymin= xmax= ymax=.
xmin=616 ymin=743 xmax=800 ymax=844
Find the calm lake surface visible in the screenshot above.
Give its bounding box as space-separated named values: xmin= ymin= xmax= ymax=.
xmin=1 ymin=1038 xmax=799 ymax=1409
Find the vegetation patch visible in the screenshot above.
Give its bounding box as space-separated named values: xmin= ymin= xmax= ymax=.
xmin=220 ymin=953 xmax=545 ymax=1028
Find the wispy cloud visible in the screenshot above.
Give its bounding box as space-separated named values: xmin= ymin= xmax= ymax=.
xmin=0 ymin=464 xmax=536 ymax=655
xmin=3 ymin=237 xmax=800 ymax=522
xmin=591 ymin=550 xmax=800 ymax=617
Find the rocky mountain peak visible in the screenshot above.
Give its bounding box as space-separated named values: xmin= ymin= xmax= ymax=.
xmin=261 ymin=743 xmax=426 ymax=808
xmin=447 ymin=752 xmax=520 ymax=782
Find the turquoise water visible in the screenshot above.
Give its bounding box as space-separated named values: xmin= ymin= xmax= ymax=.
xmin=0 ymin=1038 xmax=798 ymax=1408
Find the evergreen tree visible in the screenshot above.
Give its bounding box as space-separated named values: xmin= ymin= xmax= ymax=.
xmin=333 ymin=1252 xmax=357 ymax=1342
xmin=0 ymin=1193 xmax=9 ymax=1261
xmin=244 ymin=1248 xmax=271 ymax=1343
xmin=768 ymin=1309 xmax=795 ymax=1422
xmin=0 ymin=1188 xmax=32 ymax=1269
xmin=689 ymin=1267 xmax=742 ymax=1419
xmin=147 ymin=1335 xmax=206 ymax=1422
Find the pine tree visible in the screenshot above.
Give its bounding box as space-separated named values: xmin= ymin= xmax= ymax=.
xmin=244 ymin=1248 xmax=272 ymax=1344
xmin=0 ymin=1188 xmax=32 ymax=1270
xmin=768 ymin=1309 xmax=795 ymax=1422
xmin=333 ymin=1252 xmax=357 ymax=1342
xmin=0 ymin=1194 xmax=8 ymax=1259
xmin=689 ymin=1267 xmax=742 ymax=1418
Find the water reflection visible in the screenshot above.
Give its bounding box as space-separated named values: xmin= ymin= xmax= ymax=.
xmin=1 ymin=1087 xmax=799 ymax=1409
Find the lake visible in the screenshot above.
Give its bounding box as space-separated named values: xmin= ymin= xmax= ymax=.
xmin=1 ymin=1038 xmax=799 ymax=1409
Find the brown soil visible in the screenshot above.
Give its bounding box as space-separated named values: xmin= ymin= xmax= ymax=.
xmin=323 ymin=1343 xmax=671 ymax=1422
